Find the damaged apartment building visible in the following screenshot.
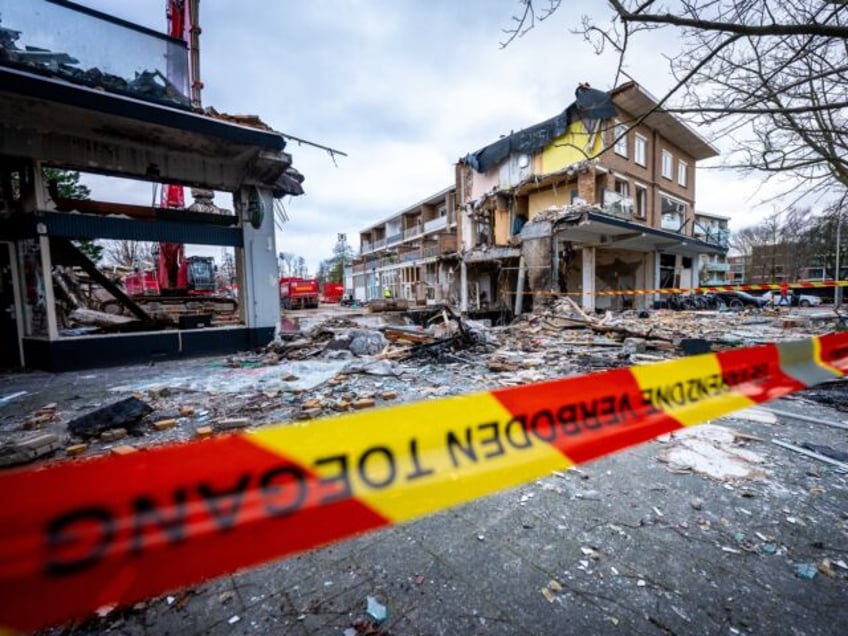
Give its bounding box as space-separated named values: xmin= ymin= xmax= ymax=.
xmin=353 ymin=81 xmax=729 ymax=316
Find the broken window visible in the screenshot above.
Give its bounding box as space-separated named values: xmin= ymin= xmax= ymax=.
xmin=634 ymin=184 xmax=647 ymax=218
xmin=660 ymin=194 xmax=686 ymax=231
xmin=604 ymin=177 xmax=633 ymax=218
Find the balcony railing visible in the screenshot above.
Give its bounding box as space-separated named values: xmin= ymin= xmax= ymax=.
xmin=0 ymin=0 xmax=191 ymax=108
xmin=403 ymin=225 xmax=422 ymax=239
xmin=424 ymin=216 xmax=448 ymax=232
xmin=661 ymin=214 xmax=685 ymax=232
xmin=400 ymin=249 xmax=420 ymax=262
xmin=705 ymin=262 xmax=730 ymax=272
xmin=697 ymin=229 xmax=730 ymax=247
xmin=602 ymin=191 xmax=633 ymax=221
xmin=386 ymin=233 xmax=403 ymax=246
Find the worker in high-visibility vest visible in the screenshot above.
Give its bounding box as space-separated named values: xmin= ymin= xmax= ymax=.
xmin=384 ymin=287 xmax=393 ymax=299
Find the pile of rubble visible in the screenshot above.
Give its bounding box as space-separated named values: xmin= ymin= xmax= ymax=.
xmin=1 ymin=302 xmax=845 ymax=468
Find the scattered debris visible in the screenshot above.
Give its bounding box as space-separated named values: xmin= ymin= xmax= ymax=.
xmin=0 ymin=391 xmax=27 ymax=405
xmin=110 ymin=445 xmax=138 ymax=456
xmin=100 ymin=428 xmax=127 ymax=442
xmin=772 ymin=439 xmax=848 ymax=472
xmin=656 ymin=425 xmax=766 ymax=480
xmin=153 ymin=418 xmax=177 ymax=432
xmin=22 ymin=403 xmax=60 ymax=429
xmin=763 ymin=405 xmax=848 ymax=431
xmin=800 ymin=442 xmax=848 ymax=463
xmin=67 ymin=397 xmax=152 ymax=438
xmin=540 ymin=579 xmax=564 ymax=603
xmin=795 ymin=563 xmax=818 ymax=580
xmin=215 ymin=417 xmax=251 ymax=431
xmin=0 ymin=432 xmax=61 ymax=467
xmin=365 ymin=596 xmax=387 ymax=624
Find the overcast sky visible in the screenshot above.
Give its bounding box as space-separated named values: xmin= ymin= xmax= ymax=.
xmin=77 ymin=0 xmax=788 ymax=273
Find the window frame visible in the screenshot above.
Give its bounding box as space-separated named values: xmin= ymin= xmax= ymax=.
xmin=678 ymin=160 xmax=688 ymax=187
xmin=634 ymin=134 xmax=647 ymax=167
xmin=613 ymin=121 xmax=628 ymax=157
xmin=661 ymin=149 xmax=673 ymax=180
xmin=634 ymin=183 xmax=648 ymax=218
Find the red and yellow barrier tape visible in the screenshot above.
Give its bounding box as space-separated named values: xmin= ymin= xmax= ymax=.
xmin=507 ymin=279 xmax=848 ymax=297
xmin=1 ymin=333 xmax=847 ymax=631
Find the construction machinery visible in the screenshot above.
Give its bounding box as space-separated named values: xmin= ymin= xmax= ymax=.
xmin=102 ymin=248 xmax=238 ymax=320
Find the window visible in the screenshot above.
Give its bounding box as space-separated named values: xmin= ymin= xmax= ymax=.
xmin=614 ymin=177 xmax=629 ymax=197
xmin=634 ymin=184 xmax=647 ymax=218
xmin=661 ymin=150 xmax=673 ymax=179
xmin=678 ymin=161 xmax=688 ymax=187
xmin=634 ymin=134 xmax=647 ymax=167
xmin=614 ymin=122 xmax=628 ymax=157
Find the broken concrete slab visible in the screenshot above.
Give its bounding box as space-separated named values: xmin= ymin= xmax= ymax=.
xmin=0 ymin=432 xmax=61 ymax=467
xmin=656 ymin=425 xmax=767 ymax=480
xmin=67 ymin=397 xmax=153 ymax=438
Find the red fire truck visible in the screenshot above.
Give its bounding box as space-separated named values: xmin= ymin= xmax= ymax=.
xmin=279 ymin=277 xmax=319 ymax=309
xmin=321 ymin=282 xmax=345 ymax=303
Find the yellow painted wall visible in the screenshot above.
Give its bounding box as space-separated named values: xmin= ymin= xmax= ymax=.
xmin=494 ymin=208 xmax=510 ymax=245
xmin=541 ymin=120 xmax=603 ymax=175
xmin=528 ymin=187 xmax=573 ymax=219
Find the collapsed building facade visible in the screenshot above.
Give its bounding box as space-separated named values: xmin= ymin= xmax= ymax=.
xmin=0 ymin=0 xmax=303 ymax=370
xmin=353 ymin=81 xmax=729 ymax=316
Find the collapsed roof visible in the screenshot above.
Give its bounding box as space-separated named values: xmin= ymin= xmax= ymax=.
xmin=462 ymin=85 xmax=616 ymax=174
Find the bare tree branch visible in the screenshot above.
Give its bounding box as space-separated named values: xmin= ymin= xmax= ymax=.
xmin=501 ymin=0 xmax=848 ymax=204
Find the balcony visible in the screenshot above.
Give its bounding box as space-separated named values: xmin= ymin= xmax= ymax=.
xmin=695 ymin=229 xmax=730 ymax=247
xmin=424 ymin=216 xmax=448 ymax=233
xmin=705 ymin=261 xmax=730 ymax=272
xmin=602 ymin=191 xmax=633 ymax=221
xmin=661 ymin=214 xmax=685 ymax=232
xmin=422 ymin=244 xmax=440 ymax=258
xmin=403 ymin=225 xmax=422 ymax=240
xmin=386 ymin=233 xmax=403 ymax=246
xmin=0 ymin=0 xmax=190 ymax=109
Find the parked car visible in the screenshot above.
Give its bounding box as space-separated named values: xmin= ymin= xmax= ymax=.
xmin=713 ymin=290 xmax=768 ymax=310
xmin=760 ymin=290 xmax=822 ymax=307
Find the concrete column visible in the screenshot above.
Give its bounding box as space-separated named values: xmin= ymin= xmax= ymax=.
xmin=460 ymin=259 xmax=468 ymax=312
xmin=654 ymin=250 xmax=662 ymax=307
xmin=437 ymin=262 xmax=445 ymax=301
xmin=692 ymin=252 xmax=702 ymax=289
xmin=514 ymin=255 xmax=526 ymax=315
xmin=239 ymin=186 xmax=280 ymax=336
xmin=581 ymin=247 xmax=595 ymax=312
xmin=38 ymin=234 xmax=59 ymax=340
